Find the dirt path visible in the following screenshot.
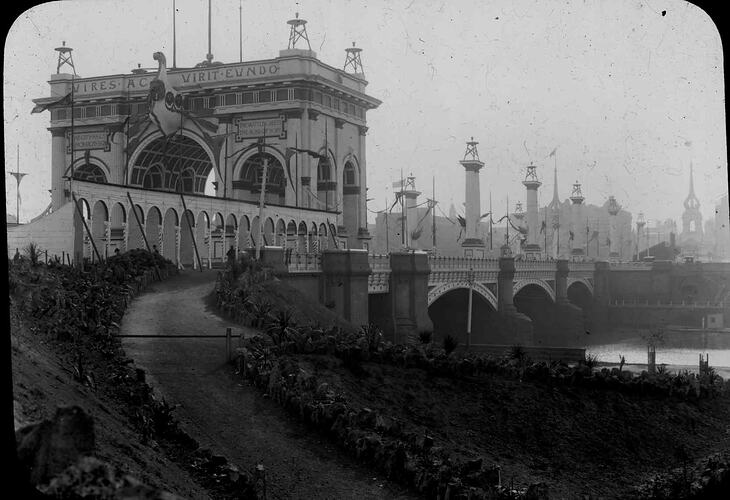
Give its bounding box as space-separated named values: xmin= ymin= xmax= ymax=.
xmin=120 ymin=270 xmax=413 ymax=500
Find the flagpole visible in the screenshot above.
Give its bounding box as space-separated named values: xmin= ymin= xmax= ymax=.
xmin=432 ymin=175 xmax=436 ymax=250
xmin=385 ymin=196 xmax=390 ymax=253
xmin=172 ymin=0 xmax=177 ymax=68
xmin=239 ymin=0 xmax=243 ymax=63
xmin=16 ymin=145 xmax=20 ymax=224
xmin=400 ymin=168 xmax=405 ymax=248
xmin=489 ymin=191 xmax=493 ymax=250
xmin=295 ymin=134 xmax=299 ymax=207
xmin=70 ymin=74 xmax=75 ymax=196
xmin=255 ymin=128 xmax=267 ymax=260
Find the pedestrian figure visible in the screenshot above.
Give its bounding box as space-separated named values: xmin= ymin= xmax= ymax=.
xmin=114 ymin=248 xmax=120 ymax=256
xmin=13 ymin=248 xmax=21 ymax=262
xmin=152 ymin=244 xmax=159 ymax=255
xmin=226 ymin=245 xmax=236 ymax=263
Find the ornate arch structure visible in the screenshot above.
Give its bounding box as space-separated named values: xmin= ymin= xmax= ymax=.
xmin=567 ymin=277 xmax=594 ymax=297
xmin=128 ymin=130 xmax=216 ymax=194
xmin=428 ymin=281 xmax=498 ymax=309
xmin=513 ymin=279 xmax=555 ymax=302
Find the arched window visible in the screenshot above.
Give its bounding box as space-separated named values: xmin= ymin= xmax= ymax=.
xmin=73 ymin=162 xmax=107 ymax=183
xmin=143 ymin=164 xmax=163 ymax=189
xmin=131 ymin=135 xmax=213 ymax=194
xmin=343 ymin=161 xmax=357 ymax=186
xmin=318 ymin=157 xmax=331 ymax=181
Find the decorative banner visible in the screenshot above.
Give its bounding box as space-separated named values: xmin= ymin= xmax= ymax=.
xmin=66 ymin=129 xmax=111 ymax=153
xmin=234 ymin=116 xmax=286 ymax=141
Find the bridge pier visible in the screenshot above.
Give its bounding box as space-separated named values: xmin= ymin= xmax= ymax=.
xmin=495 ymin=256 xmax=534 ymax=345
xmin=369 ymin=251 xmax=434 ymax=344
xmin=551 ymin=259 xmax=585 ymax=344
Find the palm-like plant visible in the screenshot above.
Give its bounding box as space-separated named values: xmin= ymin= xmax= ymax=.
xmin=265 ymin=308 xmax=298 ymax=345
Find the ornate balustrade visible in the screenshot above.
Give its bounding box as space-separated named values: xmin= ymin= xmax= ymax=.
xmin=428 ymin=256 xmax=499 ymax=286
xmin=368 ymin=254 xmax=391 ymax=293
xmin=609 ymin=262 xmax=653 ymax=271
xmin=567 ymin=261 xmax=595 ymax=279
xmin=513 ymin=259 xmax=557 ymax=281
xmin=287 ymin=252 xmax=322 ymax=273
xmin=609 ymin=299 xmax=724 ymax=309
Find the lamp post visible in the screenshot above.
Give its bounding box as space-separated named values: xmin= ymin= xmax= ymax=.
xmin=466 ymin=267 xmax=474 ymax=349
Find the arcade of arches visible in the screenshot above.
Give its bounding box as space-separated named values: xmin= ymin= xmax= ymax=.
xmin=74 ymin=196 xmax=337 ymax=267
xmin=130 ymin=135 xmax=213 ymax=194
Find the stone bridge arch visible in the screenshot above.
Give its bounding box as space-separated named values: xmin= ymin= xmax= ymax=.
xmin=514 ymin=279 xmax=555 ymax=302
xmin=428 ymin=281 xmax=498 ymax=310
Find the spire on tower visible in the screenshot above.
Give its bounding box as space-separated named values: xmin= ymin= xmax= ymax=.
xmin=344 ymin=42 xmax=365 ymax=75
xmin=287 ymin=12 xmax=312 ymax=50
xmin=684 ymin=162 xmax=700 ymax=210
xmin=54 ymin=41 xmax=77 ymax=75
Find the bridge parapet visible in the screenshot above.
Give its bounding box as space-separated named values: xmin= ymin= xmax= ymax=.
xmin=567 ymin=261 xmax=595 ymax=279
xmin=513 ymin=259 xmax=557 ymax=281
xmin=609 ymin=262 xmax=652 ymax=271
xmin=428 ymin=256 xmax=499 ymax=286
xmin=368 ymin=254 xmax=391 ymax=293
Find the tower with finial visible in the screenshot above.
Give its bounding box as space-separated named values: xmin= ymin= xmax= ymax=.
xmin=460 ymin=137 xmax=485 ymax=257
xmin=344 ymin=42 xmax=365 ymax=75
xmin=636 ymin=212 xmax=646 ymax=260
xmin=288 ymin=12 xmax=311 ymax=49
xmin=606 ymin=196 xmax=622 ymax=260
xmin=570 ymin=181 xmax=585 ymax=257
xmin=522 ymin=163 xmax=542 ymax=258
xmin=680 ymin=162 xmax=703 ymax=255
xmin=55 ymin=41 xmax=77 ymax=75
xmin=547 ymin=162 xmax=560 ymax=258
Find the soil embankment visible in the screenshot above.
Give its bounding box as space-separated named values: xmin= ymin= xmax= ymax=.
xmin=120 ymin=270 xmax=413 ymax=499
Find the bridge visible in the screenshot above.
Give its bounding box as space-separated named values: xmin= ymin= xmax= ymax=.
xmin=280 ymin=249 xmax=730 ymax=348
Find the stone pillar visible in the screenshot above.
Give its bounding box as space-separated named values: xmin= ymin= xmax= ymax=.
xmin=402 ymin=184 xmax=421 ymax=249
xmin=121 ymin=222 xmax=128 ymax=252
xmin=607 ymin=196 xmax=621 ymax=261
xmin=496 ymin=256 xmax=533 ymax=344
xmin=175 ymin=225 xmax=181 ymax=267
xmin=570 ymin=182 xmax=585 ymax=257
xmin=522 ymin=165 xmax=542 ymax=257
xmin=51 ymin=128 xmax=68 ymax=210
xmin=551 ymin=259 xmax=585 ymax=343
xmin=104 ymin=221 xmax=111 ymax=260
xmin=385 ymin=251 xmax=434 ymax=344
xmin=357 ymin=126 xmax=371 ymax=249
xmin=259 ymin=246 xmax=288 ymax=276
xmin=460 ymin=139 xmax=486 ymax=257
xmin=321 ymin=249 xmax=371 ymax=325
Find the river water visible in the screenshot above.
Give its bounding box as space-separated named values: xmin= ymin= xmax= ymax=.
xmin=583 ymin=328 xmax=730 ymax=373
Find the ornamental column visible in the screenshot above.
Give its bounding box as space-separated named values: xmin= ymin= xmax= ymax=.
xmin=607 ymin=196 xmax=621 ymax=261
xmin=636 ymin=212 xmax=646 ymax=261
xmin=50 ymin=128 xmax=68 ymax=210
xmin=460 ymin=137 xmax=486 ymax=258
xmin=522 ymin=164 xmax=542 ymax=258
xmin=570 ymin=181 xmax=585 ymax=258
xmin=402 ymin=174 xmax=421 ymax=249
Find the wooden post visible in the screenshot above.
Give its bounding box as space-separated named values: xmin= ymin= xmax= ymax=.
xmin=226 ymin=327 xmax=232 ymax=362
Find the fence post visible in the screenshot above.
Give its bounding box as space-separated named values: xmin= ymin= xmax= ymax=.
xmin=226 ymin=327 xmax=232 ymax=362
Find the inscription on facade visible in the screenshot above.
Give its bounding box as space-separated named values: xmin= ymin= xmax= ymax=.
xmin=66 ymin=130 xmax=111 ymax=153
xmin=234 ymin=116 xmax=286 ymax=141
xmin=72 ymin=64 xmax=281 ymax=96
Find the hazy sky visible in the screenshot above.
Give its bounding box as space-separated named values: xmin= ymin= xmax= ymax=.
xmin=4 ymin=0 xmax=727 ymax=226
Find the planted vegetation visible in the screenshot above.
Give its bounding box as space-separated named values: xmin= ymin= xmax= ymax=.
xmin=215 ymin=255 xmax=730 ymax=498
xmin=10 ymin=247 xmax=265 ymax=498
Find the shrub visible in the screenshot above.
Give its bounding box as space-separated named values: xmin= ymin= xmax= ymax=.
xmin=418 ymin=330 xmax=433 ymax=344
xmin=361 ymin=324 xmax=383 ymax=353
xmin=509 ymin=344 xmax=526 ymax=363
xmin=583 ymin=353 xmax=599 ymax=370
xmin=443 ymin=334 xmax=459 ymax=354
xmin=618 ymin=354 xmax=626 ymax=372
xmin=266 ymin=308 xmax=297 ymax=345
xmin=24 ymin=242 xmax=41 ymax=266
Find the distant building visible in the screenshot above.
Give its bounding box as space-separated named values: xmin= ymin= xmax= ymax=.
xmin=678 ymin=163 xmax=704 ymax=256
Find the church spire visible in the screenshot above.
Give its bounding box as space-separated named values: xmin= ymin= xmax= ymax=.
xmin=684 ymin=162 xmax=700 ymax=210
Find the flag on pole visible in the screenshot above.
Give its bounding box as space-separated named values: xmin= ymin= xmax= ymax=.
xmin=569 ymin=230 xmax=575 ymax=241
xmin=540 ymin=220 xmax=547 ymax=234
xmin=392 ymin=179 xmax=405 ymax=190
xmin=31 ymin=92 xmax=73 ymax=114
xmin=548 ymin=147 xmax=558 ymax=158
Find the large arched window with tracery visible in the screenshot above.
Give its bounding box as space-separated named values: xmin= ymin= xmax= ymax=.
xmin=233 ymin=152 xmax=286 ymax=204
xmin=73 ymin=162 xmax=107 ymax=183
xmin=130 ymin=135 xmax=213 ymax=194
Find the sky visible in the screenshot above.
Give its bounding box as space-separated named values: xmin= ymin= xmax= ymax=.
xmin=3 ymin=0 xmax=727 ymax=227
